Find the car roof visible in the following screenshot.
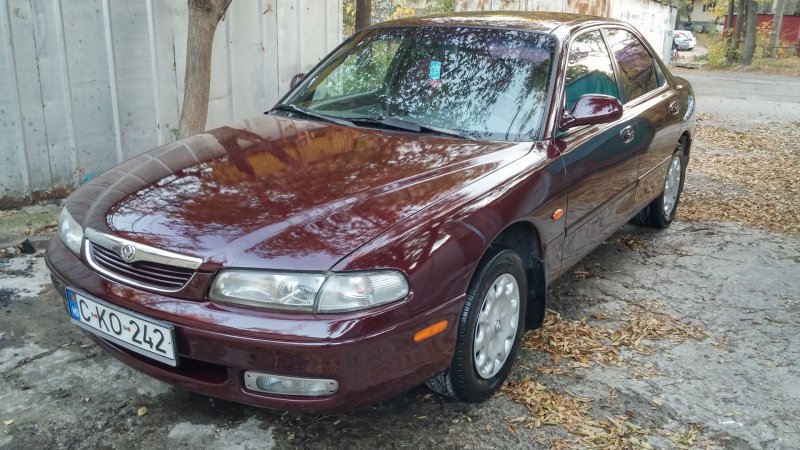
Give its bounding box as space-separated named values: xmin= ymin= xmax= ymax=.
xmin=371 ymin=11 xmax=627 ymax=34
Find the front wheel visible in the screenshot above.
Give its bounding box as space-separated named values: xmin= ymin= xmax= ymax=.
xmin=426 ymin=248 xmax=527 ymax=401
xmin=633 ymin=146 xmax=686 ymax=228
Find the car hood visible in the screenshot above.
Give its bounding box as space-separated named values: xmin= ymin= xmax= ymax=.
xmin=70 ymin=115 xmax=530 ymax=271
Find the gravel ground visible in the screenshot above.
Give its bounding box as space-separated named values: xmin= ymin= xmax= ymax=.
xmin=1 ymin=71 xmax=799 ymax=450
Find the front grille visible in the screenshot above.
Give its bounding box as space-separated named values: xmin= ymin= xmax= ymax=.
xmin=88 ymin=242 xmax=195 ymax=291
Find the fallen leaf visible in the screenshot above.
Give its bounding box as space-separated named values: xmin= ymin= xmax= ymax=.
xmin=677 ymin=123 xmax=800 ymax=235
xmin=3 ymin=419 xmax=14 ymax=426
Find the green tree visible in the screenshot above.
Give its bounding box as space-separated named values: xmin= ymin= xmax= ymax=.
xmin=675 ymin=0 xmax=694 ymax=27
xmin=425 ymin=0 xmax=455 ymax=14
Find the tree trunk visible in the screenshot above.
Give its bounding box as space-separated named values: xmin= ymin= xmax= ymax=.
xmin=726 ymin=0 xmax=735 ymax=30
xmin=769 ymin=0 xmax=785 ymax=57
xmin=178 ymin=0 xmax=232 ymax=137
xmin=355 ymin=0 xmax=371 ymax=31
xmin=734 ymin=0 xmax=746 ymax=47
xmin=742 ymin=0 xmax=759 ymax=64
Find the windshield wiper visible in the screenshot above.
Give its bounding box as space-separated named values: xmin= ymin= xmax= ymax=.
xmin=270 ymin=104 xmax=353 ymax=127
xmin=344 ymin=116 xmax=476 ymax=141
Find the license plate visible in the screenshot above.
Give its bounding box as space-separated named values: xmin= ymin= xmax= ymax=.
xmin=66 ymin=289 xmax=177 ymax=366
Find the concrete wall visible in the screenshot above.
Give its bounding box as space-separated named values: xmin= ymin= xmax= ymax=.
xmin=0 ymin=0 xmax=342 ymax=202
xmin=456 ymin=0 xmax=677 ymax=60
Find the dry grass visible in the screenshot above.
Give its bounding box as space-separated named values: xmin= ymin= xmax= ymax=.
xmin=678 ymin=123 xmax=800 ymax=234
xmin=734 ymin=56 xmax=800 ymax=76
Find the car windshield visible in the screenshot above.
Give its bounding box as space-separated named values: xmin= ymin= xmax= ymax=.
xmin=280 ymin=26 xmax=556 ymax=142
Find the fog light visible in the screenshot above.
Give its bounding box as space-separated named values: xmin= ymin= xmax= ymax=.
xmin=244 ymin=371 xmax=338 ymax=397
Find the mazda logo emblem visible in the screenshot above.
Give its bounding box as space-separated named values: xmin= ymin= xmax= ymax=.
xmin=119 ymin=244 xmax=136 ymax=262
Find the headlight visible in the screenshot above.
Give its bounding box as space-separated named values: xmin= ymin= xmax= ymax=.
xmin=209 ymin=270 xmax=409 ymax=312
xmin=58 ymin=208 xmax=84 ymax=254
xmin=316 ymin=271 xmax=409 ymax=312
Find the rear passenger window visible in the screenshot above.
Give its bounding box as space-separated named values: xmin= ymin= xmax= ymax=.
xmin=605 ymin=29 xmax=659 ymax=102
xmin=564 ymin=31 xmax=619 ymax=111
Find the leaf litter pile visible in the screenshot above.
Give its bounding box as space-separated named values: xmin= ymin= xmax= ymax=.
xmin=677 ymin=120 xmax=800 ymax=234
xmin=504 ymin=379 xmax=656 ymax=449
xmin=525 ymin=305 xmax=707 ymax=370
xmin=502 ymin=305 xmax=711 ymax=449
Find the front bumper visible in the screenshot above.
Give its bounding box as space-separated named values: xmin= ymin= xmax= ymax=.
xmin=46 ymin=237 xmax=463 ymax=412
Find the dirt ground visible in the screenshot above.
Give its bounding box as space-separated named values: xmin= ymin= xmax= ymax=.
xmin=1 ymin=70 xmax=799 ymax=450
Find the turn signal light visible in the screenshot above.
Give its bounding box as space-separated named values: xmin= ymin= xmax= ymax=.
xmin=414 ymin=320 xmax=448 ymax=342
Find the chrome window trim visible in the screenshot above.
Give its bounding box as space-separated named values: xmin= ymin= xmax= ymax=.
xmin=84 ymin=240 xmax=196 ymax=294
xmin=84 ymin=228 xmax=202 ymax=269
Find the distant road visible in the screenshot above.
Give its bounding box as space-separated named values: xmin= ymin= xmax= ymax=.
xmin=674 ymin=69 xmax=800 ymax=123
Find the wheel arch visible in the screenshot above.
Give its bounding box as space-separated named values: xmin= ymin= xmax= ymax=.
xmin=679 ymin=131 xmax=691 ymax=158
xmin=483 ymin=221 xmax=547 ymax=331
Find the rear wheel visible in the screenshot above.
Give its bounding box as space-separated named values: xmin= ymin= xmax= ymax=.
xmin=426 ymin=248 xmax=527 ymax=401
xmin=633 ymin=146 xmax=686 ymax=228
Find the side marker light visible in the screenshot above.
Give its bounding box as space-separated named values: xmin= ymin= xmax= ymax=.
xmin=414 ymin=320 xmax=448 ymax=343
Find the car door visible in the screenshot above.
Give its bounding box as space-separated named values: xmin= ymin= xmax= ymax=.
xmin=603 ymin=27 xmax=683 ymax=212
xmin=557 ymin=29 xmax=645 ymax=271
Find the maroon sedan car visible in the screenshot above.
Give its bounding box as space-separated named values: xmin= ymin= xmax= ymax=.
xmin=46 ymin=12 xmax=695 ymax=411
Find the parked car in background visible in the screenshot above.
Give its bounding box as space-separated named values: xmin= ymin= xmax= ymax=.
xmin=46 ymin=12 xmax=695 ymax=412
xmin=674 ymin=30 xmax=697 ymax=50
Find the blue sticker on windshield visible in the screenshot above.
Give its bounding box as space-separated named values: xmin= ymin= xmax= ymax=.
xmin=429 ymin=60 xmax=441 ymax=80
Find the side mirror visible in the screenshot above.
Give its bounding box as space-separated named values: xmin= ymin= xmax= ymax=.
xmin=290 ymin=73 xmax=306 ymax=89
xmin=560 ymin=94 xmax=623 ymax=131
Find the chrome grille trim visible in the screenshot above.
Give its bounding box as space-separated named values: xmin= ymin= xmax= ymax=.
xmin=84 ymin=228 xmax=202 ymax=269
xmin=83 ymin=228 xmax=202 ymax=293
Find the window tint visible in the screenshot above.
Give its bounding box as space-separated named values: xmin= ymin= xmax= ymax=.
xmin=605 ymin=29 xmax=659 ymax=102
xmin=564 ymin=31 xmax=619 ymax=111
xmin=288 ymin=27 xmax=556 ymax=141
xmin=312 ymin=36 xmax=402 ymax=102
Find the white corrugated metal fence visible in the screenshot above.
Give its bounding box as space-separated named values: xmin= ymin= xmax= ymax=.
xmin=0 ymin=0 xmax=342 ymax=201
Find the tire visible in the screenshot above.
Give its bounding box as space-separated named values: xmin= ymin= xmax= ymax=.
xmin=426 ymin=248 xmax=527 ymax=401
xmin=633 ymin=145 xmax=686 ymax=228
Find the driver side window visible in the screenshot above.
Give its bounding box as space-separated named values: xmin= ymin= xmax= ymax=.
xmin=312 ymin=38 xmax=401 ymax=102
xmin=565 ymin=30 xmax=620 ymax=112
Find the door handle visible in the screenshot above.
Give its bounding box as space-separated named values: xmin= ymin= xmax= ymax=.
xmin=619 ymin=125 xmax=635 ymax=144
xmin=669 ymin=101 xmax=680 ymax=115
